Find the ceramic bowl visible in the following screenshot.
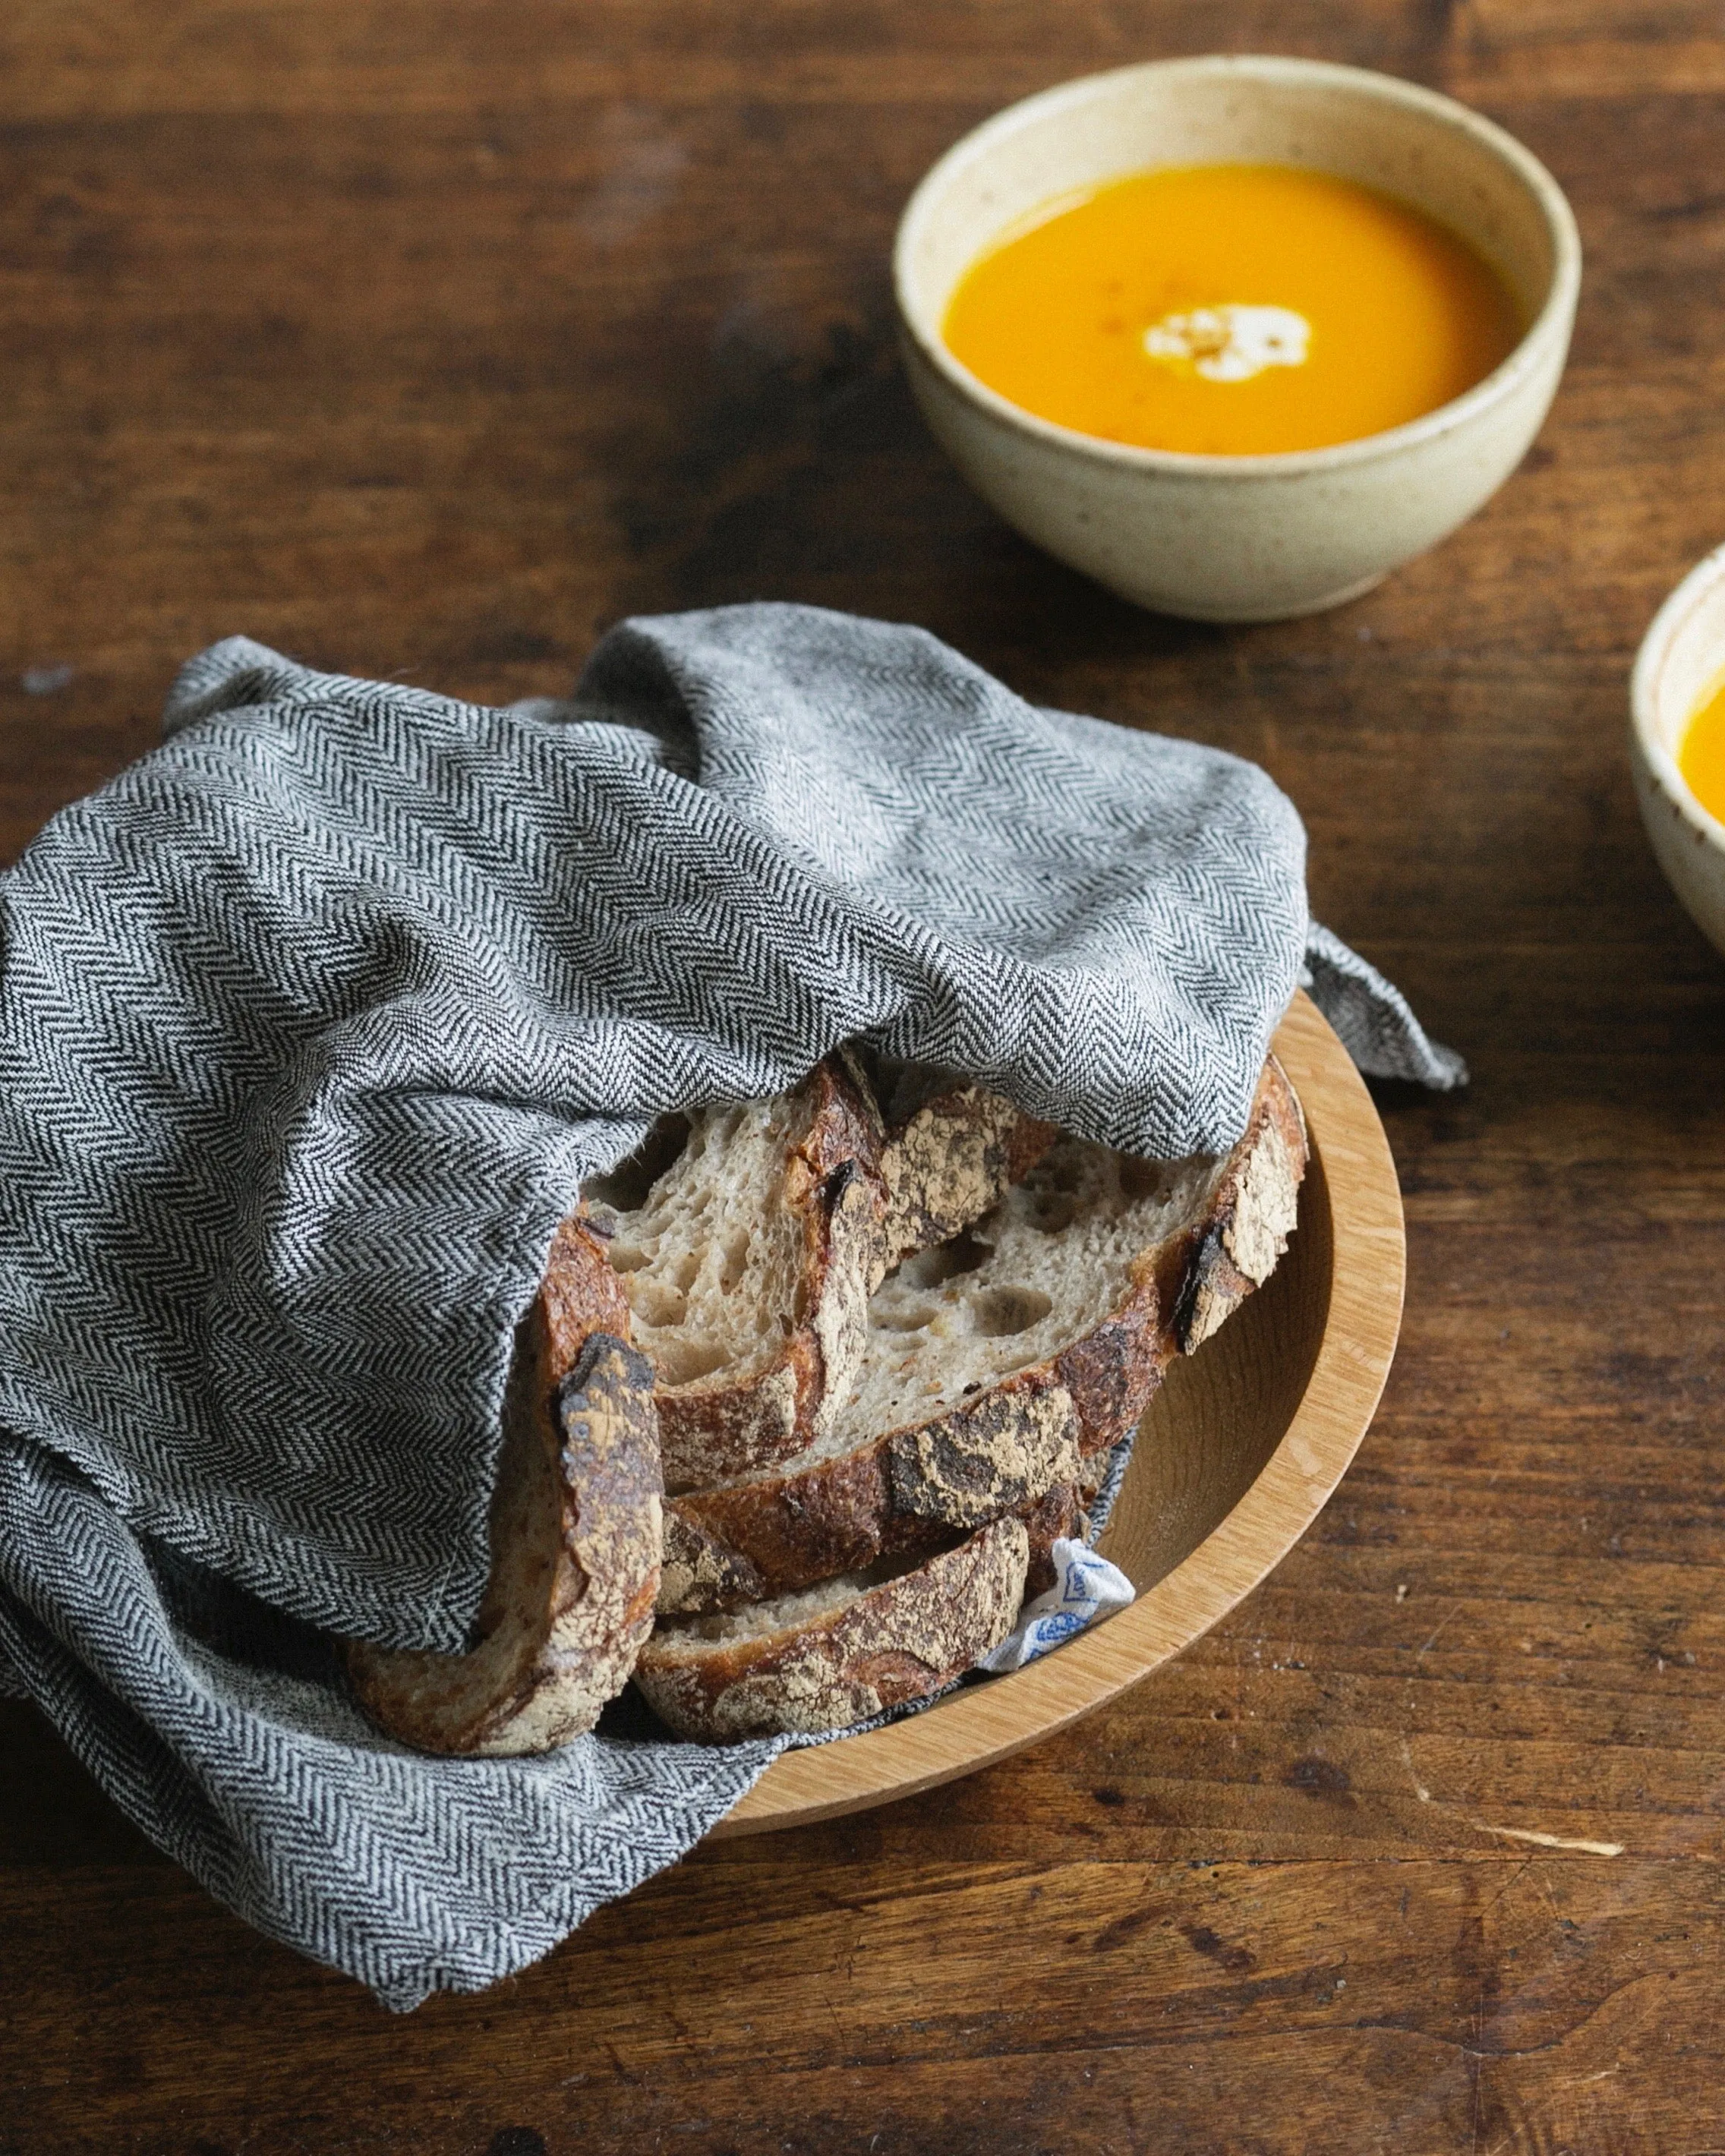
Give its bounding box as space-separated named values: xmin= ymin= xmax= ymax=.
xmin=893 ymin=55 xmax=1582 ymax=623
xmin=1631 ymin=542 xmax=1725 ymax=960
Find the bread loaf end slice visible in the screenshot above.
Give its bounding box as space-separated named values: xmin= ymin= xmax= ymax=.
xmin=346 ymin=1218 xmax=663 ymax=1757
xmin=635 ymin=1515 xmax=1029 ymax=1742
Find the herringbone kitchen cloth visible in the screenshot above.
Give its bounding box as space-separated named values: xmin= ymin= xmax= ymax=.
xmin=0 ymin=603 xmax=1461 ymax=2006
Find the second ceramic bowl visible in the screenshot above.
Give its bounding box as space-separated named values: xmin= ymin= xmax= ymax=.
xmin=1631 ymin=542 xmax=1725 ymax=960
xmin=894 ymin=55 xmax=1582 ymax=623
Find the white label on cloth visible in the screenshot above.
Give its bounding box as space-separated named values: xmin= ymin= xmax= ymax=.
xmin=976 ymin=1537 xmax=1136 ymax=1673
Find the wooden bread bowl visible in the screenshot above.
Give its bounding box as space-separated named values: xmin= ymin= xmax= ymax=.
xmin=711 ymin=989 xmax=1404 ymax=1837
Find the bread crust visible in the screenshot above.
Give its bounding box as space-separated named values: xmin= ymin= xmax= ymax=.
xmin=345 ymin=1219 xmax=664 ymax=1757
xmin=658 ymin=1057 xmax=1306 ymax=1616
xmin=658 ymin=1366 xmax=1082 ymax=1615
xmin=879 ymin=1080 xmax=1058 ymax=1271
xmin=1172 ymin=1054 xmax=1308 ymax=1353
xmin=1020 ymin=1479 xmax=1082 ymax=1600
xmin=658 ymin=1472 xmax=1080 ymax=1615
xmin=635 ymin=1516 xmax=1030 ymax=1742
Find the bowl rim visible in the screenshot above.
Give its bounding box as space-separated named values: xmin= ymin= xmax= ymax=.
xmin=709 ymin=989 xmax=1405 ymax=1839
xmin=892 ymin=52 xmax=1584 ymax=482
xmin=1631 ymin=540 xmax=1725 ymax=855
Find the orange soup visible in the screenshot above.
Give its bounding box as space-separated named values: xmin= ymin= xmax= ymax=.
xmin=1680 ymin=670 xmax=1725 ymax=824
xmin=941 ymin=162 xmax=1522 ymax=457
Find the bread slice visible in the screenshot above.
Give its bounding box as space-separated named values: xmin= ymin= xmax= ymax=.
xmin=634 ymin=1515 xmax=1029 ymax=1742
xmin=658 ymin=1058 xmax=1306 ymax=1617
xmin=346 ymin=1217 xmax=663 ymax=1756
xmin=584 ymin=1059 xmax=887 ymax=1490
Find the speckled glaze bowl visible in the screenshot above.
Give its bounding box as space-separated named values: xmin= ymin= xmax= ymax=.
xmin=1631 ymin=543 xmax=1725 ymax=960
xmin=893 ymin=55 xmax=1582 ymax=623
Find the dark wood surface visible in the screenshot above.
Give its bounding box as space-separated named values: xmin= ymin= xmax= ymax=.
xmin=5 ymin=2 xmax=1725 ymax=2149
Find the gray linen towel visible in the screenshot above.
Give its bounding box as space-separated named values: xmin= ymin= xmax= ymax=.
xmin=0 ymin=603 xmax=1461 ymax=2006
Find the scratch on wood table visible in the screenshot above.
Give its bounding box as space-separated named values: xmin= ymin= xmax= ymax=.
xmin=1475 ymin=1825 xmax=1626 ymax=1858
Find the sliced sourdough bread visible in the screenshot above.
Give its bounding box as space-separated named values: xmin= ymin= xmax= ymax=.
xmin=346 ymin=1216 xmax=663 ymax=1757
xmin=634 ymin=1515 xmax=1030 ymax=1742
xmin=584 ymin=1058 xmax=887 ymax=1490
xmin=658 ymin=1056 xmax=1306 ymax=1617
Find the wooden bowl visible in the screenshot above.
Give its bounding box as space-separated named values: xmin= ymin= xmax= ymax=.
xmin=711 ymin=990 xmax=1404 ymax=1837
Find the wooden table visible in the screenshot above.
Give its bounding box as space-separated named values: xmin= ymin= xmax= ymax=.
xmin=4 ymin=2 xmax=1723 ymax=2148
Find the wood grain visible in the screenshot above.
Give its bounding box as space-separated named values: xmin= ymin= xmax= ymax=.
xmin=5 ymin=2 xmax=1725 ymax=2150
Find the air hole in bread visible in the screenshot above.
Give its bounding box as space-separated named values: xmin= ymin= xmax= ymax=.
xmin=719 ymin=1232 xmax=752 ymax=1294
xmin=629 ymin=1279 xmax=688 ymax=1327
xmin=1023 ymin=1190 xmax=1078 ymax=1234
xmin=1118 ymin=1155 xmax=1175 ymax=1203
xmin=969 ymin=1285 xmax=1054 ymax=1337
xmin=651 ymin=1335 xmax=733 ymax=1385
xmin=897 ymin=1229 xmax=992 ymax=1291
xmin=874 ymin=1304 xmax=938 ymax=1334
xmin=583 ymin=1114 xmax=692 ymax=1213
